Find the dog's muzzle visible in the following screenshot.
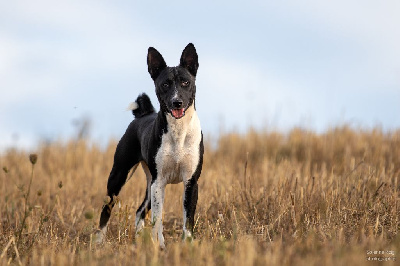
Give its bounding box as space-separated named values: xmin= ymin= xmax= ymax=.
xmin=171 ymin=100 xmax=185 ymax=119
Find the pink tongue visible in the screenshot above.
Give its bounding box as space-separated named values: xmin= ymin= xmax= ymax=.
xmin=172 ymin=108 xmax=184 ymax=118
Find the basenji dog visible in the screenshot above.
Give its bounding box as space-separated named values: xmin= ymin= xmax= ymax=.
xmin=96 ymin=43 xmax=203 ymax=249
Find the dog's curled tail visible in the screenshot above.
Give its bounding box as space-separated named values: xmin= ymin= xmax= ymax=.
xmin=127 ymin=93 xmax=155 ymax=118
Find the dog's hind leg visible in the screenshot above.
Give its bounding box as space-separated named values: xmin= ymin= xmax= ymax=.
xmin=96 ymin=129 xmax=141 ymax=243
xmin=96 ymin=163 xmax=139 ymax=243
xmin=135 ymin=162 xmax=152 ymax=234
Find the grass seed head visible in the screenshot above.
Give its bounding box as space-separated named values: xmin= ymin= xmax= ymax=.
xmin=29 ymin=154 xmax=38 ymax=165
xmin=84 ymin=211 xmax=94 ymax=220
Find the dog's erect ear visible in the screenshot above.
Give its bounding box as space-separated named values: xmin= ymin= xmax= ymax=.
xmin=147 ymin=47 xmax=167 ymax=80
xmin=179 ymin=43 xmax=199 ymax=77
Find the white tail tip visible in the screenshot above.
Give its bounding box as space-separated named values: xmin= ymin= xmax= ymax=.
xmin=127 ymin=102 xmax=138 ymax=111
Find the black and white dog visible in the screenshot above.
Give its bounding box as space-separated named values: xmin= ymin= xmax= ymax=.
xmin=96 ymin=43 xmax=204 ymax=249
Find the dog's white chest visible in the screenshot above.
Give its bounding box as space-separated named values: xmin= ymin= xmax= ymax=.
xmin=155 ymin=106 xmax=202 ymax=184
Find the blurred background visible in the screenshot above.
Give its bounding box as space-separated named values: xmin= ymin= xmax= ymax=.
xmin=0 ymin=1 xmax=399 ymax=151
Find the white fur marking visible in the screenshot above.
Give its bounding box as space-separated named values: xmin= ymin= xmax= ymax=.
xmin=135 ymin=219 xmax=145 ymax=233
xmin=151 ymin=180 xmax=166 ymax=249
xmin=127 ymin=102 xmax=139 ymax=111
xmin=151 ymin=104 xmax=202 ymax=247
xmin=182 ymin=206 xmax=192 ymax=240
xmin=172 ymin=89 xmax=179 ymax=103
xmin=155 ymin=105 xmax=202 ymax=184
xmin=94 ymin=226 xmax=107 ymax=244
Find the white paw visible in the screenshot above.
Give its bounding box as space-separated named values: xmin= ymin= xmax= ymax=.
xmin=182 ymin=229 xmax=193 ymax=242
xmin=152 ymin=225 xmax=165 ymax=249
xmin=135 ymin=219 xmax=145 ymax=234
xmin=94 ymin=227 xmax=107 ymax=244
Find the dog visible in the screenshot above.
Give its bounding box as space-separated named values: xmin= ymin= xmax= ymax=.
xmin=96 ymin=43 xmax=204 ymax=249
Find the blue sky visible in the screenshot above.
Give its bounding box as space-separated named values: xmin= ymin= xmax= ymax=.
xmin=0 ymin=1 xmax=399 ymax=150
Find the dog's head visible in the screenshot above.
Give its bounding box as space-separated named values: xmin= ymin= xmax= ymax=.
xmin=147 ymin=43 xmax=199 ymax=119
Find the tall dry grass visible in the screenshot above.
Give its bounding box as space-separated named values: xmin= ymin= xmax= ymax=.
xmin=0 ymin=126 xmax=399 ymax=265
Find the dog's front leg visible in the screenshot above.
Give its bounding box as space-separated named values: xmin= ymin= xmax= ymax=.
xmin=151 ymin=178 xmax=166 ymax=249
xmin=183 ymin=177 xmax=198 ymax=241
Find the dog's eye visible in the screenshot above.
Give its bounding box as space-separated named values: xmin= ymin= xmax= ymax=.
xmin=162 ymin=82 xmax=170 ymax=88
xmin=181 ymin=80 xmax=190 ymax=87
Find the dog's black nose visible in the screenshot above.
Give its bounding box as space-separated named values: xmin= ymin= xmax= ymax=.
xmin=172 ymin=100 xmax=183 ymax=109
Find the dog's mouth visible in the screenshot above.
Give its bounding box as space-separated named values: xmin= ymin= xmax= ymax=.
xmin=171 ymin=108 xmax=185 ymax=119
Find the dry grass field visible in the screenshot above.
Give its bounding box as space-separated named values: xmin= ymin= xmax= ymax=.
xmin=1 ymin=126 xmax=399 ymax=265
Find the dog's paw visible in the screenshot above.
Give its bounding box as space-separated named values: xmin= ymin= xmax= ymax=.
xmin=93 ymin=228 xmax=107 ymax=245
xmin=135 ymin=219 xmax=145 ymax=235
xmin=157 ymin=240 xmax=166 ymax=250
xmin=182 ymin=229 xmax=193 ymax=242
xmin=151 ymin=226 xmax=166 ymax=250
xmin=148 ymin=234 xmax=166 ymax=250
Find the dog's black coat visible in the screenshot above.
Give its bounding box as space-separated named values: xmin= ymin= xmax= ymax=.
xmin=98 ymin=43 xmax=203 ymax=247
